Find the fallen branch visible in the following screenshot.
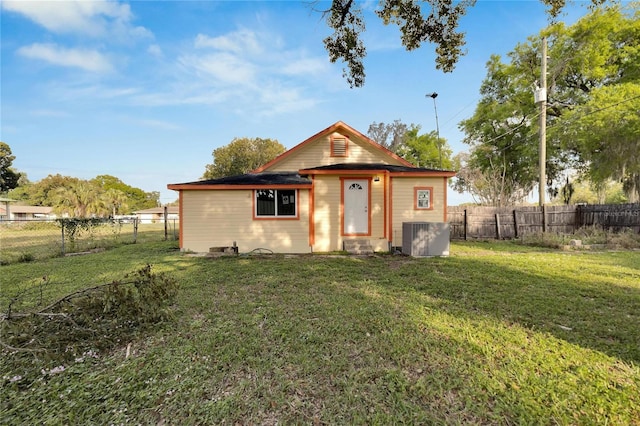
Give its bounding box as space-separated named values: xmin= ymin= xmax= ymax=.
xmin=1 ymin=280 xmax=136 ymax=321
xmin=1 ymin=312 xmax=68 ymax=320
xmin=36 ymin=280 xmax=136 ymax=315
xmin=1 ymin=265 xmax=177 ymax=370
xmin=0 ymin=340 xmax=45 ymax=354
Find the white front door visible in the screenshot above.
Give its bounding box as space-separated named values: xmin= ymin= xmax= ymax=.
xmin=343 ymin=179 xmax=369 ymax=235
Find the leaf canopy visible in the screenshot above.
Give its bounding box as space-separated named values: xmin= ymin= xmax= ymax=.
xmin=202 ymin=137 xmax=286 ymax=179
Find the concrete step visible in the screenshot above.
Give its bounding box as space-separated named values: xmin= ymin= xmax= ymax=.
xmin=343 ymin=239 xmax=374 ymax=254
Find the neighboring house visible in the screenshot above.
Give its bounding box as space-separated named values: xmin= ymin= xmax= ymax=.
xmin=168 ymin=121 xmax=455 ymax=254
xmin=134 ymin=206 xmax=179 ymax=224
xmin=0 ymin=205 xmax=54 ymax=221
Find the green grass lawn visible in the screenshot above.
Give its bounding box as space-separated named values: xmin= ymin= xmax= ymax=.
xmin=2 ymin=241 xmax=639 ymax=424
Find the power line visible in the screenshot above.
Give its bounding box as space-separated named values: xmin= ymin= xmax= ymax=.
xmin=469 ymin=92 xmax=640 ymax=155
xmin=547 ymin=93 xmax=640 ymax=128
xmin=473 ymin=110 xmax=542 ymax=152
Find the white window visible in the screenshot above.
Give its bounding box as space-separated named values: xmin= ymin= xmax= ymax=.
xmin=414 ymin=187 xmax=433 ymax=210
xmin=255 ymin=189 xmax=297 ymax=217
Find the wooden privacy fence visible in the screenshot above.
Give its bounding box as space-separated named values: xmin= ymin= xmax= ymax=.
xmin=448 ymin=203 xmax=640 ymax=240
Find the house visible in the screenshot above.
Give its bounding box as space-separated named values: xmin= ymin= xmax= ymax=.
xmin=134 ymin=206 xmax=179 ymax=224
xmin=167 ymin=121 xmax=455 ymax=254
xmin=0 ymin=204 xmax=54 ymax=221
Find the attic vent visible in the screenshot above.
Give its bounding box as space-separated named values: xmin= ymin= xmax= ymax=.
xmin=331 ymin=136 xmax=348 ymax=157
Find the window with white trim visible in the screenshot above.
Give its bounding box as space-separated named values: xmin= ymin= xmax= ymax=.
xmin=415 ymin=187 xmax=433 ymax=210
xmin=255 ymin=189 xmax=297 ymax=217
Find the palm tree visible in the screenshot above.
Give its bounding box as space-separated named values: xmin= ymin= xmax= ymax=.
xmin=54 ymin=181 xmax=104 ymax=217
xmin=102 ymin=188 xmax=129 ymax=217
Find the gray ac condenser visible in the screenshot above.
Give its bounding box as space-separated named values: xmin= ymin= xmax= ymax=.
xmin=402 ymin=222 xmax=450 ymax=256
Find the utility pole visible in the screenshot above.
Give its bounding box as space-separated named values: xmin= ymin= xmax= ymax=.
xmin=537 ymin=37 xmax=548 ymax=207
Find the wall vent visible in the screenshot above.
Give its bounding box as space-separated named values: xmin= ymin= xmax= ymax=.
xmin=331 ymin=136 xmax=348 ymax=157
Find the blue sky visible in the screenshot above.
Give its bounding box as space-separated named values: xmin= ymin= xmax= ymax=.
xmin=1 ymin=0 xmax=590 ymax=205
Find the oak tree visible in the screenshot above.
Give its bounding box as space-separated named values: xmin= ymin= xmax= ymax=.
xmin=321 ymin=0 xmax=606 ymax=87
xmin=367 ymin=120 xmax=410 ymax=152
xmin=91 ymin=175 xmax=159 ymax=211
xmin=0 ymin=142 xmax=21 ymax=193
xmin=456 ymin=2 xmax=639 ymax=204
xmin=368 ymin=120 xmax=453 ymax=169
xmin=397 ymin=127 xmax=453 ymax=169
xmin=202 ymin=137 xmax=286 ymax=179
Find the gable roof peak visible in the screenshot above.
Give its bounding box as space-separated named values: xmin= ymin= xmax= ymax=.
xmin=254 ymin=121 xmax=413 ymax=172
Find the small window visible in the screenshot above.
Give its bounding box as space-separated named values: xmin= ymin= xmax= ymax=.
xmin=255 ymin=189 xmax=297 ymax=217
xmin=414 ymin=187 xmax=433 ymax=210
xmin=331 ymin=136 xmax=348 ymax=157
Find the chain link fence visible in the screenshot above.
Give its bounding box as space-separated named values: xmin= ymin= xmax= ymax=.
xmin=0 ymin=218 xmax=179 ymax=265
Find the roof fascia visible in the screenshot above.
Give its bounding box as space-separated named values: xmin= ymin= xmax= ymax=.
xmin=167 ymin=183 xmax=312 ymax=191
xmin=299 ymin=169 xmax=456 ymax=178
xmin=300 ymin=169 xmax=392 ymax=176
xmin=390 ymin=171 xmax=457 ymax=177
xmin=253 ymin=121 xmax=345 ymax=173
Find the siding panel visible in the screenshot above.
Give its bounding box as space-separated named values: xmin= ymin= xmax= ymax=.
xmin=312 ymin=176 xmax=341 ymax=252
xmin=182 ymin=190 xmax=311 ymax=253
xmin=312 ymin=175 xmax=388 ymax=252
xmin=266 ymin=132 xmax=406 ymax=172
xmin=391 ymin=177 xmax=446 ymax=247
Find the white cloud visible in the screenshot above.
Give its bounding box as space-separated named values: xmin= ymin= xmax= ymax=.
xmin=181 ymin=28 xmax=334 ymax=87
xmin=194 ymin=29 xmax=262 ymax=55
xmin=2 ymin=0 xmax=151 ymax=40
xmin=31 ymin=109 xmax=71 ymax=118
xmin=281 ymin=57 xmax=330 ymax=76
xmin=147 ymin=44 xmax=163 ymax=58
xmin=142 ymin=26 xmax=342 ymax=116
xmin=179 ymin=52 xmax=257 ymax=86
xmin=256 ymin=83 xmax=319 ymax=117
xmin=28 ymin=25 xmax=340 ymax=115
xmin=131 ymin=86 xmax=235 ymax=107
xmin=132 ymin=119 xmax=180 ymax=131
xmin=17 ymin=43 xmax=113 ymax=72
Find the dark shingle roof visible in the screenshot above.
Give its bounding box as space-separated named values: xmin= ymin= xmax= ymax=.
xmin=171 ymin=164 xmax=455 ymax=188
xmin=300 ymin=163 xmax=452 ymax=173
xmin=175 ymin=172 xmax=312 ymax=186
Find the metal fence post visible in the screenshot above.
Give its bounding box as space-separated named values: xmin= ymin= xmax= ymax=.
xmin=164 ymin=206 xmax=168 ymax=241
xmin=60 ymin=222 xmax=65 ymax=255
xmin=463 ymin=209 xmax=468 ymax=240
xmin=173 ymin=218 xmax=178 ymax=240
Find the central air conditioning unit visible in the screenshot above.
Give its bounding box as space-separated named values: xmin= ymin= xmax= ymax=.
xmin=402 ymin=222 xmax=450 ymax=257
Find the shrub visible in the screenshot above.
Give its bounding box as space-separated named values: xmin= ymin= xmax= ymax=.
xmin=519 ymin=232 xmax=566 ymax=248
xmin=519 ymin=227 xmax=640 ymax=250
xmin=607 ymin=228 xmax=640 ymax=249
xmin=17 ymin=252 xmax=35 ymax=263
xmin=19 ymin=221 xmax=59 ymax=231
